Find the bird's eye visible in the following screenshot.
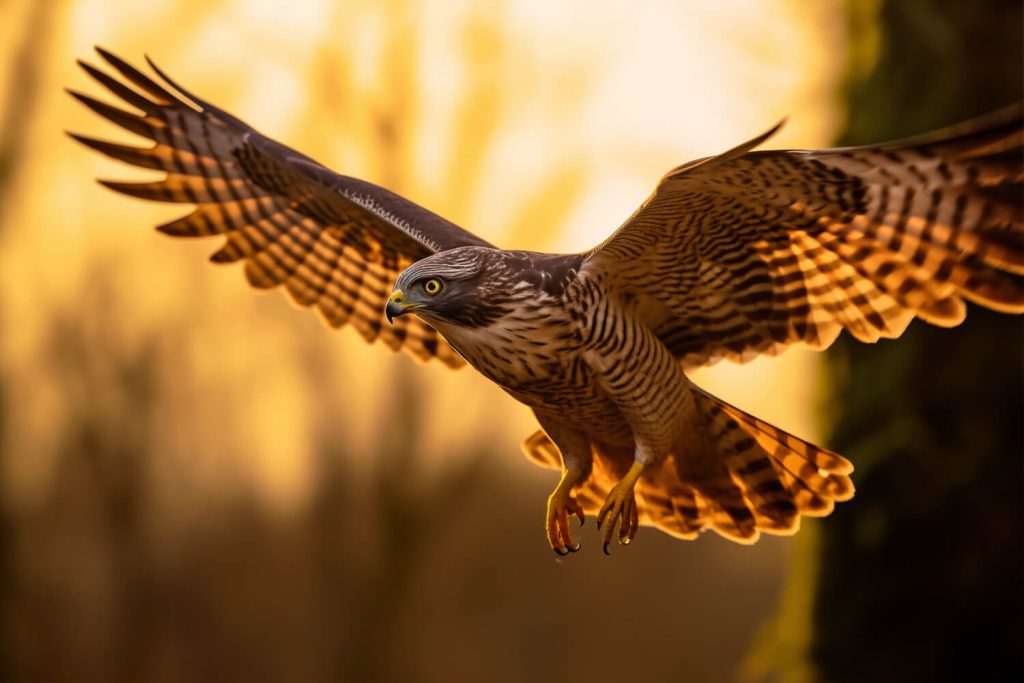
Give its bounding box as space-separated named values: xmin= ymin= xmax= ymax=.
xmin=423 ymin=278 xmax=443 ymax=295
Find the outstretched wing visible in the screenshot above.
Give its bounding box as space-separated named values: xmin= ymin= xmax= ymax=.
xmin=69 ymin=48 xmax=495 ymax=368
xmin=583 ymin=106 xmax=1024 ymax=369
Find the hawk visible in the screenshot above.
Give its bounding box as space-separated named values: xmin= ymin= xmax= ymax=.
xmin=69 ymin=48 xmax=1023 ymax=554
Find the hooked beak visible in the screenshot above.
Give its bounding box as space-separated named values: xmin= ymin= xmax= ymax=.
xmin=385 ymin=290 xmax=407 ymax=324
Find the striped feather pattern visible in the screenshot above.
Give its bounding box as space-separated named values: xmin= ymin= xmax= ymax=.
xmin=521 ymin=386 xmax=854 ymax=544
xmin=584 ymin=106 xmax=1024 ymax=369
xmin=68 ymin=48 xmax=488 ymax=368
xmin=69 ymin=51 xmax=1023 ymax=551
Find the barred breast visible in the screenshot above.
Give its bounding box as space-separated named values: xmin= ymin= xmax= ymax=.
xmin=433 ymin=297 xmax=635 ymax=446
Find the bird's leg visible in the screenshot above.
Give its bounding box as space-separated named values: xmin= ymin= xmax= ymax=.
xmin=596 ymin=460 xmax=646 ymax=554
xmin=576 ymin=282 xmax=691 ymax=553
xmin=546 ymin=468 xmax=586 ymax=555
xmin=533 ymin=411 xmax=592 ymax=556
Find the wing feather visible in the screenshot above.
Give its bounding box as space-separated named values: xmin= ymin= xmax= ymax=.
xmin=69 ymin=48 xmax=486 ymax=368
xmin=584 ymin=105 xmax=1024 ymax=369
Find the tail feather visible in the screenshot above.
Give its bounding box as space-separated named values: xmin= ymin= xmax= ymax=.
xmin=521 ymin=386 xmax=855 ymax=544
xmin=521 ymin=429 xmax=561 ymax=470
xmin=693 ymin=387 xmax=854 ymax=539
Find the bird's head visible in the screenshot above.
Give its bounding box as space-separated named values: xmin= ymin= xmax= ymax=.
xmin=386 ymin=246 xmax=506 ymax=328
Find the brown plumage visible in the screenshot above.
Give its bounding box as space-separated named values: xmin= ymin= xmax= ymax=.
xmin=67 ymin=48 xmax=486 ymax=368
xmin=69 ymin=49 xmax=1023 ymax=554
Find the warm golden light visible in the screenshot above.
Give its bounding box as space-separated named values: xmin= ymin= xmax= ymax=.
xmin=2 ymin=0 xmax=844 ymax=510
xmin=0 ymin=1 xmax=854 ymax=679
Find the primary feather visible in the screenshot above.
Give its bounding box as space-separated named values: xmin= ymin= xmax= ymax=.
xmin=68 ymin=47 xmax=493 ymax=367
xmin=584 ymin=105 xmax=1023 ymax=369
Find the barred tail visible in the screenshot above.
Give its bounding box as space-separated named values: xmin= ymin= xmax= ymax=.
xmin=521 ymin=388 xmax=855 ymax=544
xmin=680 ymin=387 xmax=854 ymax=543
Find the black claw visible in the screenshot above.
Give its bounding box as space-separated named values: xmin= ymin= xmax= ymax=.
xmin=566 ymin=541 xmax=580 ymax=553
xmin=603 ymin=542 xmax=611 ymax=556
xmin=553 ymin=546 xmax=570 ymax=557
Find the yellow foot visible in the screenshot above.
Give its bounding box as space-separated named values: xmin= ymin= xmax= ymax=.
xmin=546 ymin=478 xmax=585 ymax=556
xmin=596 ymin=461 xmax=645 ymax=555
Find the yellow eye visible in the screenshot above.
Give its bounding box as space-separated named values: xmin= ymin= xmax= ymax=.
xmin=423 ymin=278 xmax=443 ymax=295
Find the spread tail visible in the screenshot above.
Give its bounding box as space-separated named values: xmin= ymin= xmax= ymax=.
xmin=521 ymin=388 xmax=854 ymax=544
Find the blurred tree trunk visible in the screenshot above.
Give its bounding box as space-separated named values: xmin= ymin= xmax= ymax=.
xmin=0 ymin=0 xmax=54 ymax=231
xmin=0 ymin=3 xmax=57 ymax=679
xmin=813 ymin=1 xmax=1023 ymax=680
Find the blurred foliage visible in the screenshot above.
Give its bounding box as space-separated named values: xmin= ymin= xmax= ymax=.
xmin=0 ymin=1 xmax=57 ymax=676
xmin=0 ymin=2 xmax=839 ymax=681
xmin=814 ymin=1 xmax=1023 ymax=681
xmin=9 ymin=0 xmax=1015 ymax=678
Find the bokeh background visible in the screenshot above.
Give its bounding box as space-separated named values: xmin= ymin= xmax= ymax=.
xmin=0 ymin=0 xmax=1019 ymax=681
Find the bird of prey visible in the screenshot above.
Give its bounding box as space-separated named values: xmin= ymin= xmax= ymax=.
xmin=68 ymin=48 xmax=1023 ymax=555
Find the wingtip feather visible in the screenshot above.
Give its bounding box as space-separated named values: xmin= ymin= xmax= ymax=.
xmin=92 ymin=46 xmax=176 ymax=103
xmin=141 ymin=53 xmax=191 ymax=104
xmin=94 ymin=45 xmax=124 ymax=68
xmin=66 ymin=88 xmax=155 ymax=139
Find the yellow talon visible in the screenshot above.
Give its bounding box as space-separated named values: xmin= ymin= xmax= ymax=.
xmin=596 ymin=461 xmax=645 ymax=553
xmin=546 ymin=470 xmax=586 ymax=555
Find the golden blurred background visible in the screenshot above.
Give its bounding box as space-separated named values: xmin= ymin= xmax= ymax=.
xmin=0 ymin=1 xmax=1020 ymax=681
